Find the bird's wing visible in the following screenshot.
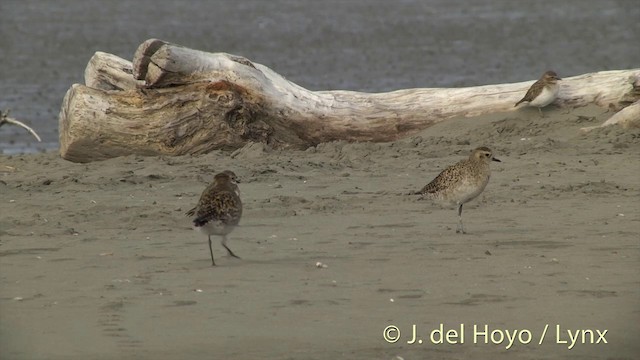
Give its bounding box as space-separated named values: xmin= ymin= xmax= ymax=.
xmin=185 ymin=207 xmax=197 ymax=217
xmin=515 ymin=80 xmax=543 ymax=106
xmin=193 ymin=191 xmax=242 ymax=226
xmin=419 ymin=164 xmax=462 ymax=195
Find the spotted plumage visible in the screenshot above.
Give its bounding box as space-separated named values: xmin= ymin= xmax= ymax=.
xmin=515 ymin=70 xmax=561 ymax=115
xmin=418 ymin=147 xmax=501 ymax=234
xmin=186 ymin=170 xmax=242 ymax=266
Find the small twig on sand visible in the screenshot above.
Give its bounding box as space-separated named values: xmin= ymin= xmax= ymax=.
xmin=0 ymin=110 xmax=42 ymax=142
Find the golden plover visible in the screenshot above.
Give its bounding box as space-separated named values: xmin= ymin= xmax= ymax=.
xmin=514 ymin=70 xmax=561 ymax=116
xmin=186 ymin=170 xmax=242 ymax=266
xmin=417 ymin=147 xmax=501 ymax=234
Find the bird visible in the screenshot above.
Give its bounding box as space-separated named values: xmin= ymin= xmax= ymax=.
xmin=186 ymin=170 xmax=242 ymax=266
xmin=416 ymin=147 xmax=501 ymax=234
xmin=514 ymin=70 xmax=561 ymax=116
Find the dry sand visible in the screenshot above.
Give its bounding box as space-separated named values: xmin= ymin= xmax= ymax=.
xmin=1 ymin=105 xmax=639 ymax=359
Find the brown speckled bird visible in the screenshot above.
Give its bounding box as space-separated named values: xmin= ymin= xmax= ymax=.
xmin=186 ymin=170 xmax=242 ymax=266
xmin=514 ymin=70 xmax=561 ymax=116
xmin=417 ymin=147 xmax=500 ymax=234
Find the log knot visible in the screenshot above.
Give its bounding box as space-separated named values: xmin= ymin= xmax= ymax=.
xmin=205 ymin=80 xmax=273 ymax=143
xmin=241 ymin=119 xmax=273 ymax=143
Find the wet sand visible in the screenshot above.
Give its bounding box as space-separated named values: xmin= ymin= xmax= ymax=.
xmin=1 ymin=104 xmax=639 ymax=359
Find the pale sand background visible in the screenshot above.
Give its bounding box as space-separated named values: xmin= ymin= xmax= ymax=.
xmin=1 ymin=104 xmax=639 ymax=359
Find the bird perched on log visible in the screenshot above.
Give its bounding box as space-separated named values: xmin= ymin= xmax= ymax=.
xmin=416 ymin=147 xmax=501 ymax=234
xmin=186 ymin=170 xmax=242 ymax=266
xmin=514 ymin=70 xmax=561 ymax=116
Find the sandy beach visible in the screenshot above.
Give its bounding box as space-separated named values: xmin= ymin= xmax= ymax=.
xmin=2 ymin=1 xmax=639 ymax=358
xmin=1 ymin=104 xmax=639 ymax=359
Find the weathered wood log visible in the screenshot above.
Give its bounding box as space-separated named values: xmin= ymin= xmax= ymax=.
xmin=580 ymin=100 xmax=640 ymax=132
xmin=59 ymin=39 xmax=640 ymax=163
xmin=580 ymin=75 xmax=640 ymax=132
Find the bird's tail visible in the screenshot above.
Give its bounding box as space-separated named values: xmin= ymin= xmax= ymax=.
xmin=409 ymin=189 xmax=428 ymax=200
xmin=193 ymin=217 xmax=209 ymax=227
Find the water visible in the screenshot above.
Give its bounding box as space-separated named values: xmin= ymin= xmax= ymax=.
xmin=1 ymin=0 xmax=638 ymax=154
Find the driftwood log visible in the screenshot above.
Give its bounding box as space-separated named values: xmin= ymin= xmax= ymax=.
xmin=581 ymin=101 xmax=640 ymax=133
xmin=59 ymin=39 xmax=640 ymax=163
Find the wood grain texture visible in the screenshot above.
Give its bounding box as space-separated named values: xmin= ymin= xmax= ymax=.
xmin=59 ymin=39 xmax=640 ymax=163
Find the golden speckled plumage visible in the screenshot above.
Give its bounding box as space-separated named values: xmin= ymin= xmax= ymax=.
xmin=187 ymin=170 xmax=242 ymax=266
xmin=419 ymin=147 xmax=500 ymax=233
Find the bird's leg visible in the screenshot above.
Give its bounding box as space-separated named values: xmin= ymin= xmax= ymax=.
xmin=538 ymin=107 xmax=546 ymax=118
xmin=222 ymin=235 xmax=241 ymax=259
xmin=208 ymin=235 xmax=216 ymax=266
xmin=456 ymin=203 xmax=466 ymax=234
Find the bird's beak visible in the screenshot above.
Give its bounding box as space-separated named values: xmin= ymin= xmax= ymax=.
xmin=555 ymin=76 xmax=562 ymax=80
xmin=492 ymin=157 xmax=501 ymax=162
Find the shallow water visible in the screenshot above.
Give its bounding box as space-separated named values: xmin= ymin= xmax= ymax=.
xmin=1 ymin=0 xmax=639 ymax=153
